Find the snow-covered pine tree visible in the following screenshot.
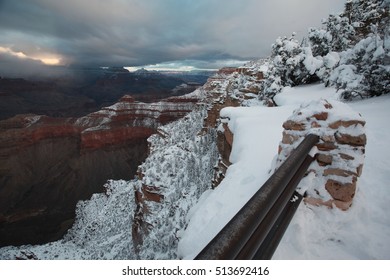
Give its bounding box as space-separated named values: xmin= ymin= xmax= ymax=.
xmin=346 ymin=0 xmax=390 ymax=41
xmin=325 ymin=13 xmax=356 ymax=52
xmin=308 ymin=27 xmax=332 ymax=57
xmin=330 ymin=34 xmax=389 ymax=99
xmin=326 ymin=0 xmax=389 ymax=99
xmin=262 ymin=0 xmax=389 ymax=100
xmin=263 ymin=34 xmax=313 ymax=98
xmin=257 ymin=0 xmax=389 ymax=103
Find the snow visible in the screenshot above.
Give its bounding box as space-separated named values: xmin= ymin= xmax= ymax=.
xmin=274 ymin=83 xmax=340 ymax=106
xmin=25 ymin=115 xmax=42 ymax=127
xmin=178 ymin=84 xmax=390 ymax=260
xmin=282 ymin=96 xmax=365 ymax=125
xmin=303 ymin=47 xmax=323 ymax=75
xmin=177 ymin=104 xmax=294 ymax=259
xmin=323 ymin=51 xmax=340 ymax=69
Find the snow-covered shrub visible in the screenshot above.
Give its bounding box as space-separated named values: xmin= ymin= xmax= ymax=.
xmin=308 ymin=27 xmax=332 ymax=57
xmin=262 ymin=0 xmax=389 ymax=101
xmin=325 ymin=14 xmax=356 ymax=52
xmin=263 ymin=34 xmax=313 ymax=98
xmin=329 ymin=35 xmax=390 ymax=99
xmin=316 ymin=52 xmax=340 ymax=86
xmin=345 ymin=0 xmax=390 ymax=40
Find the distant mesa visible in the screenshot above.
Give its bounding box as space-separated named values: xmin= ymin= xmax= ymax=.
xmin=119 ymin=95 xmax=136 ymax=103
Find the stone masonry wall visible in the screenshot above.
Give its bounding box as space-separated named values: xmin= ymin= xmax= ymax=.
xmin=275 ymin=99 xmax=366 ymax=210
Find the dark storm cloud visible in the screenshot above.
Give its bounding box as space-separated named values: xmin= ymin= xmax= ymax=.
xmin=0 ymin=0 xmax=345 ymax=75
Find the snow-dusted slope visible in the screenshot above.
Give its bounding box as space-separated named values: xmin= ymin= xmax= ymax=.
xmin=0 ymin=180 xmax=136 ymax=259
xmin=134 ymin=106 xmax=218 ymax=259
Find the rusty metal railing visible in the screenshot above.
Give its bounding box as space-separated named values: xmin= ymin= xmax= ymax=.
xmin=195 ymin=134 xmax=319 ymax=260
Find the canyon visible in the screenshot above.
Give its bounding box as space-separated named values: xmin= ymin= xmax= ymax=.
xmin=0 ymin=67 xmax=210 ymax=120
xmin=0 ymin=61 xmax=266 ymax=254
xmin=0 ymin=94 xmax=198 ymax=246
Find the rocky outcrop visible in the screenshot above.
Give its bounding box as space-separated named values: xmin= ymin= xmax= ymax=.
xmin=0 ymin=95 xmax=197 ymax=247
xmin=129 ymin=59 xmax=267 ymax=255
xmin=130 ymin=107 xmax=218 ymax=259
xmin=201 ymin=61 xmax=266 ymax=187
xmin=275 ymin=99 xmax=366 ymax=210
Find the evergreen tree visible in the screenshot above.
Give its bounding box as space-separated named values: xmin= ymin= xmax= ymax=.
xmin=325 ymin=13 xmax=355 ymax=52
xmin=308 ymin=27 xmax=332 ymax=57
xmin=263 ymin=34 xmax=312 ymax=98
xmin=346 ymin=0 xmax=390 ymax=40
xmin=262 ymin=0 xmax=389 ymax=100
xmin=329 ymin=34 xmax=389 ymax=99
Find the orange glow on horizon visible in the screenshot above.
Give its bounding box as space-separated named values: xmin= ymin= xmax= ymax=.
xmin=0 ymin=46 xmax=63 ymax=66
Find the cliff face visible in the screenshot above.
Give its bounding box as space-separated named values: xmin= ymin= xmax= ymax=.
xmin=201 ymin=63 xmax=267 ymax=187
xmin=0 ymin=95 xmax=197 ymax=246
xmin=132 ymin=61 xmax=267 ymax=258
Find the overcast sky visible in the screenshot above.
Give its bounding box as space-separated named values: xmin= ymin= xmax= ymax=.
xmin=0 ymin=0 xmax=345 ymax=76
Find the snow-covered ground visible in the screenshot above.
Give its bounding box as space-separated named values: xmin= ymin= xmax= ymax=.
xmin=178 ymin=83 xmax=390 ymax=259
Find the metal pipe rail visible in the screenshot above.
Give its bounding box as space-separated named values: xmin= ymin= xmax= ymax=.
xmin=195 ymin=134 xmax=319 ymax=260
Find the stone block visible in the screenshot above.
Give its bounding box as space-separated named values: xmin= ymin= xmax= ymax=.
xmin=335 ymin=132 xmax=367 ymax=146
xmin=323 ymin=101 xmax=333 ymax=109
xmin=312 ymin=112 xmax=328 ymax=121
xmin=304 ymin=197 xmax=352 ymax=211
xmin=311 ymin=121 xmax=321 ymax=128
xmin=329 ymin=120 xmax=366 ymax=129
xmin=278 ymin=145 xmax=282 ymax=154
xmin=325 ymin=178 xmax=357 ymax=202
xmin=282 ymin=131 xmax=299 ymax=144
xmin=323 ymin=168 xmax=356 ymax=177
xmin=339 ymin=153 xmax=355 ymax=160
xmin=316 ymin=154 xmax=333 ymax=166
xmin=320 ymin=135 xmax=335 ymax=143
xmin=316 ymin=141 xmax=337 ymax=151
xmin=356 ymin=164 xmax=364 ymax=177
xmin=282 ymin=120 xmax=306 ymax=131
